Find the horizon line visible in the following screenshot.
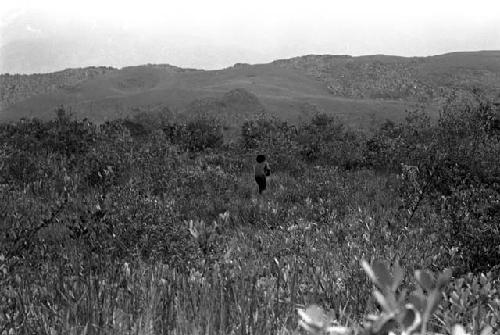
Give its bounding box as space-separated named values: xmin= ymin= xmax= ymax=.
xmin=1 ymin=49 xmax=499 ymax=76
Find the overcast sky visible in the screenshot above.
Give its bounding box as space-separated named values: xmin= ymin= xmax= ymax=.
xmin=1 ymin=0 xmax=500 ymax=73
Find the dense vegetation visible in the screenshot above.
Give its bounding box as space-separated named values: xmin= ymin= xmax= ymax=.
xmin=1 ymin=89 xmax=499 ymax=334
xmin=273 ymin=52 xmax=500 ymax=101
xmin=0 ymin=67 xmax=116 ymax=109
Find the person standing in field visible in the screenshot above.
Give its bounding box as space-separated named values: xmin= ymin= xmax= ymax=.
xmin=254 ymin=155 xmax=271 ymax=195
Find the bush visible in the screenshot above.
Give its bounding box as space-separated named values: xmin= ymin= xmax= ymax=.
xmin=166 ymin=117 xmax=224 ymax=151
xmin=297 ymin=113 xmax=365 ymax=169
xmin=365 ymin=94 xmax=500 ymax=273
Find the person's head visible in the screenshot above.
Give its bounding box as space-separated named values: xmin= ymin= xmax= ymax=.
xmin=256 ymin=154 xmax=266 ymax=163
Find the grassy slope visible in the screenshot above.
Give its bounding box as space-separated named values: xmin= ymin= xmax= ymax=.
xmin=0 ymin=63 xmax=422 ymax=130
xmin=4 ymin=51 xmax=499 ymax=128
xmin=417 ymin=51 xmax=500 ymax=90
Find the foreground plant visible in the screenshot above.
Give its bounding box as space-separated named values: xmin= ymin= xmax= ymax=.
xmin=298 ymin=260 xmax=496 ymax=335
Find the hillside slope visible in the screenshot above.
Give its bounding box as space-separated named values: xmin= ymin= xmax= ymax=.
xmin=1 ymin=62 xmax=416 ymax=130
xmin=273 ymin=51 xmax=500 ymax=101
xmin=0 ymin=66 xmax=116 ymax=110
xmin=1 ymin=51 xmax=499 ymax=130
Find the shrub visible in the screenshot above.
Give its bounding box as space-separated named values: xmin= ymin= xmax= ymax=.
xmin=297 ymin=261 xmax=499 ymax=335
xmin=165 ymin=117 xmax=224 ymax=151
xmin=297 ymin=113 xmax=365 ymax=169
xmin=1 ymin=94 xmax=499 ymax=334
xmin=364 ymin=95 xmax=500 ymax=274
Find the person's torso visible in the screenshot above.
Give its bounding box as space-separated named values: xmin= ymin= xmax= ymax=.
xmin=254 ymin=162 xmax=269 ymax=177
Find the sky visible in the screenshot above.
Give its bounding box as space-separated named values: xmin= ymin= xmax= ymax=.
xmin=1 ymin=0 xmax=500 ymax=73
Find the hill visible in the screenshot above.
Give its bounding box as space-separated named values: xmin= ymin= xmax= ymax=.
xmin=272 ymin=51 xmax=500 ymax=101
xmin=0 ymin=66 xmax=116 ymax=110
xmin=1 ymin=51 xmax=499 ymax=130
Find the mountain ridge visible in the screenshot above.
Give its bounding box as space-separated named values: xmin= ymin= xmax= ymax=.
xmin=1 ymin=51 xmax=499 ymax=130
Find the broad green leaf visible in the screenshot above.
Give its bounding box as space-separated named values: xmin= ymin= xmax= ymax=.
xmin=480 ymin=326 xmax=493 ymax=335
xmin=372 ymin=260 xmax=393 ymax=291
xmin=298 ymin=319 xmax=321 ymax=334
xmin=372 ymin=314 xmax=398 ymax=335
xmin=325 ymin=325 xmax=352 ymax=335
xmin=450 ymin=291 xmax=461 ymax=304
xmin=479 ymin=273 xmax=488 ymax=286
xmin=391 ymin=263 xmax=405 ymax=292
xmin=424 ymin=289 xmax=442 ymax=318
xmin=298 ymin=305 xmax=326 ymax=329
xmin=373 ymin=290 xmax=392 ymax=313
xmin=397 ymin=289 xmax=408 ymax=306
xmin=408 ymin=292 xmax=426 ymax=313
xmin=436 ymin=268 xmax=452 ymax=289
xmin=481 ymin=282 xmax=491 ymax=295
xmin=415 ymin=270 xmax=435 ymax=291
xmin=452 ymin=324 xmax=468 ymax=335
xmin=400 ymin=304 xmax=421 ymax=335
xmin=361 ymin=259 xmax=378 ymax=287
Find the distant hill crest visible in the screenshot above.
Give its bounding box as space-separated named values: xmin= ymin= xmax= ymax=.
xmin=1 ymin=51 xmax=499 ymax=130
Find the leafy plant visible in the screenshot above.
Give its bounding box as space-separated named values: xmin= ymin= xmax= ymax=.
xmin=298 ymin=261 xmax=497 ymax=335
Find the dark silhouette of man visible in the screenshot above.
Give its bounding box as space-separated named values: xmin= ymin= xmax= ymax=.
xmin=254 ymin=155 xmax=271 ymax=194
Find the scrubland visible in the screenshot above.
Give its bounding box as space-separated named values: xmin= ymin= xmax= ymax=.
xmin=1 ymin=90 xmax=499 ymax=335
